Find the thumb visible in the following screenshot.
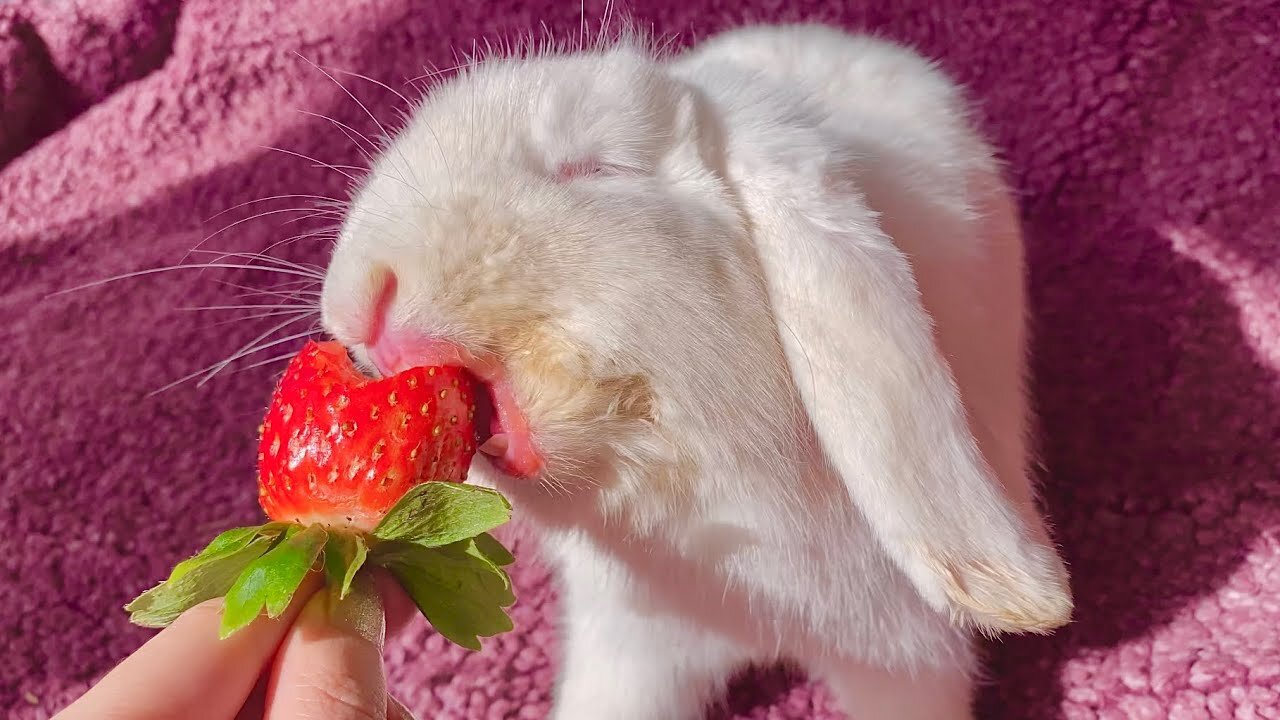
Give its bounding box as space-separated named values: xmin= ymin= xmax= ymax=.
xmin=264 ymin=572 xmax=389 ymax=719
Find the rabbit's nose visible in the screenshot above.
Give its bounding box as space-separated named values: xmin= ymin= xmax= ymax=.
xmin=365 ymin=265 xmax=397 ymax=347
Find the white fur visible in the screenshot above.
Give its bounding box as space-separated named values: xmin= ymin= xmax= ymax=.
xmin=321 ymin=24 xmax=1072 ymax=720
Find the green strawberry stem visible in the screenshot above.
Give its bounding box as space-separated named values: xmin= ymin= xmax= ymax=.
xmin=126 ymin=482 xmax=516 ymax=650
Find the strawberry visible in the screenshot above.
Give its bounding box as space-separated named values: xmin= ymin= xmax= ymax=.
xmin=256 ymin=340 xmax=478 ymax=531
xmin=126 ymin=340 xmax=517 ymax=650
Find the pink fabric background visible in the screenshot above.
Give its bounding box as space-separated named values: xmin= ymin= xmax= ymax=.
xmin=2 ymin=0 xmax=1277 ymax=717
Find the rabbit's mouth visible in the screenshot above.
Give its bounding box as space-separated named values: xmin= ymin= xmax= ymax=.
xmin=365 ymin=334 xmax=543 ymax=479
xmin=469 ymin=367 xmax=542 ymax=479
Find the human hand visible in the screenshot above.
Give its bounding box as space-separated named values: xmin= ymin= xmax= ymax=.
xmin=55 ymin=570 xmax=419 ymax=719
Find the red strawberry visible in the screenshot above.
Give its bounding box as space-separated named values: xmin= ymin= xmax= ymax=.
xmin=256 ymin=340 xmax=479 ymax=531
xmin=127 ymin=339 xmax=515 ymax=650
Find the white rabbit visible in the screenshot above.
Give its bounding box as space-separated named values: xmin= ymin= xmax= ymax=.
xmin=320 ymin=23 xmax=1072 ymax=720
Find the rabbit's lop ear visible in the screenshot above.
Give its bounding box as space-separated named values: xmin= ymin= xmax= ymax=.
xmin=748 ymin=154 xmax=1071 ymax=635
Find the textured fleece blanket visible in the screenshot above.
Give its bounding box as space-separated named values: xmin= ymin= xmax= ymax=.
xmin=2 ymin=0 xmax=1277 ymax=717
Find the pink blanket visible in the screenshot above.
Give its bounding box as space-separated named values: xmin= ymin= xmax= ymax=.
xmin=3 ymin=0 xmax=1277 ymax=717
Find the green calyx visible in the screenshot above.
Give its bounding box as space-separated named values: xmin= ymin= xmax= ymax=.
xmin=125 ymin=483 xmax=517 ymax=649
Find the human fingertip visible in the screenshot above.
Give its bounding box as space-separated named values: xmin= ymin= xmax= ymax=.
xmin=320 ymin=572 xmax=386 ymax=648
xmin=263 ymin=573 xmax=389 ymax=720
xmin=388 ymin=694 xmax=419 ymax=720
xmin=370 ymin=567 xmax=417 ymax=636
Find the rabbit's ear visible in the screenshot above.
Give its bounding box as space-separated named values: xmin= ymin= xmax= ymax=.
xmin=748 ymin=158 xmax=1071 ymax=635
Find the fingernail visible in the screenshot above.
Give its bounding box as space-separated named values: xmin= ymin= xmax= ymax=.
xmin=317 ymin=572 xmax=386 ymax=648
xmin=388 ymin=695 xmax=420 ymax=720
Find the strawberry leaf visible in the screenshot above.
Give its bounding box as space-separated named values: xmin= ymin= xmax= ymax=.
xmin=372 ymin=482 xmax=512 ymax=548
xmin=219 ymin=524 xmax=328 ymax=638
xmin=167 ymin=525 xmax=267 ymax=582
xmin=323 ymin=532 xmax=368 ymax=601
xmin=436 ymin=537 xmax=515 ymax=604
xmin=371 ymin=534 xmax=515 ymax=603
xmin=376 ymin=539 xmax=515 ymax=651
xmin=472 ymin=532 xmax=515 ymax=567
xmin=126 ymin=530 xmax=278 ymax=628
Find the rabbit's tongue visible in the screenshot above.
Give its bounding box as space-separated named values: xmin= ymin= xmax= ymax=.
xmin=475 ymin=375 xmax=542 ymax=478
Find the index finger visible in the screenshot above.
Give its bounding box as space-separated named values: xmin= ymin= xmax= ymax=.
xmin=55 ymin=574 xmax=321 ymax=720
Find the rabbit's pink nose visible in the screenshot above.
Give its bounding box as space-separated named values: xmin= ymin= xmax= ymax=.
xmin=365 ymin=268 xmax=398 ymax=350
